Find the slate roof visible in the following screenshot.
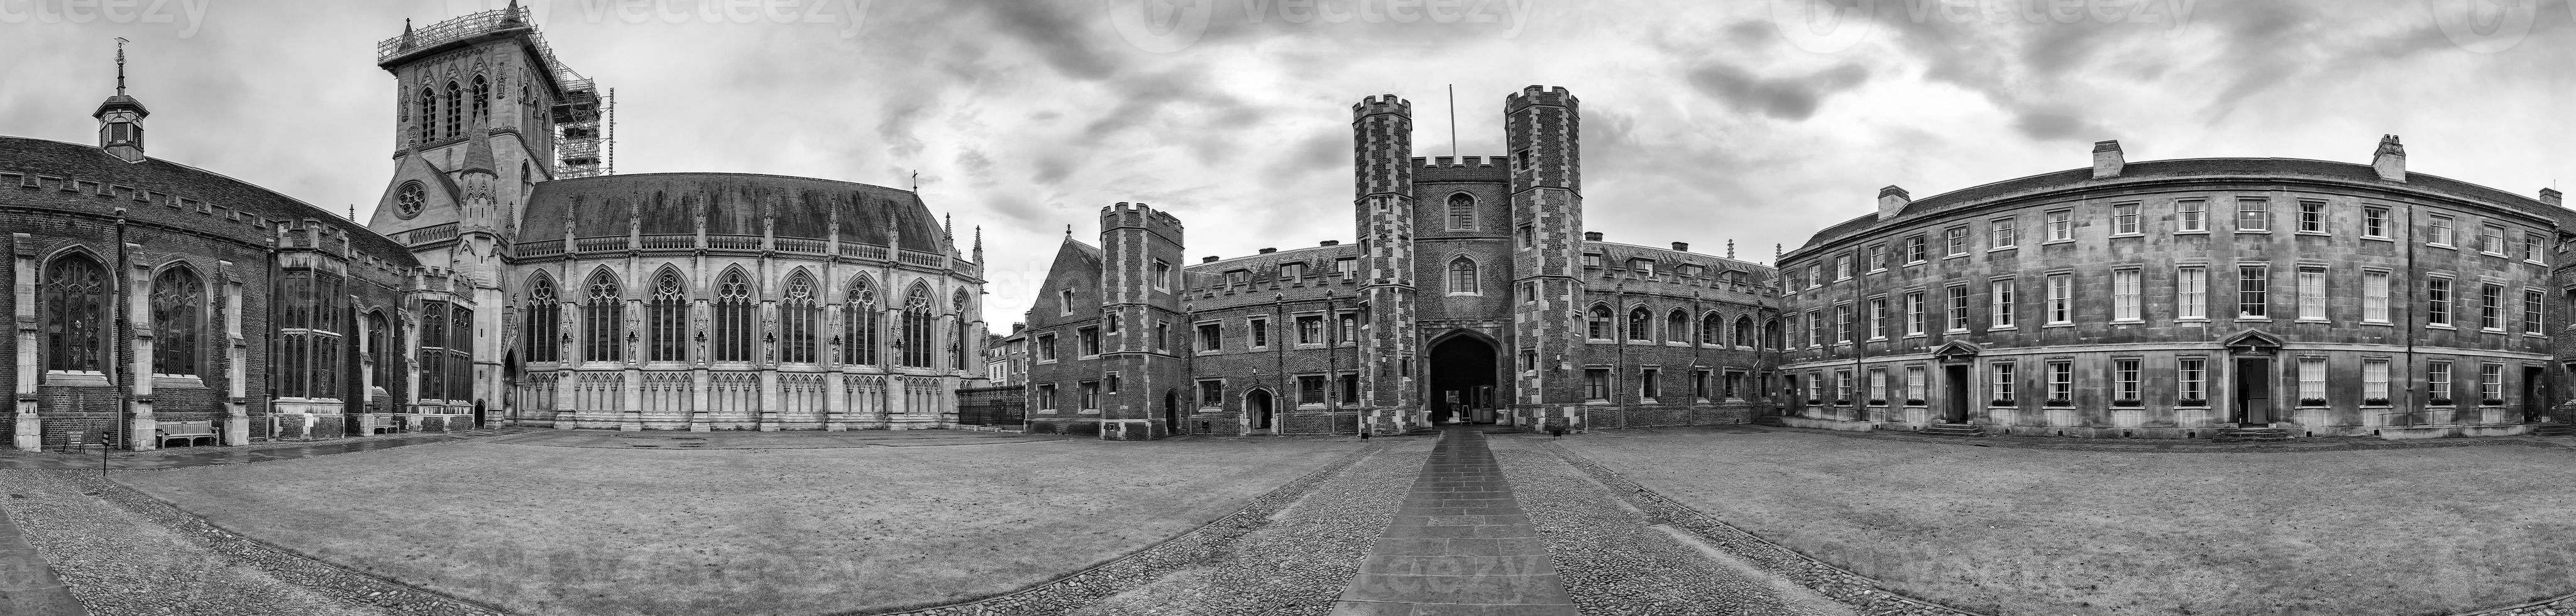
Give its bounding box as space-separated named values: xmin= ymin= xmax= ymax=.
xmin=518 ymin=172 xmax=948 ymax=251
xmin=0 ymin=135 xmax=416 ymax=261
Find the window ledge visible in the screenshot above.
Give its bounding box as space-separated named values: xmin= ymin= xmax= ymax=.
xmin=2107 ymin=319 xmax=2144 ymax=325
xmin=2042 ymin=322 xmax=2073 ymax=329
xmin=45 ymin=372 xmax=111 ymax=387
xmin=1945 ymin=253 xmax=1971 ymax=260
xmin=2296 ymin=231 xmax=2330 ymax=237
xmin=151 ymin=375 xmax=206 ymax=388
xmin=1989 ymin=246 xmax=2018 ymax=253
xmin=1077 ymin=409 xmax=1101 ymax=414
xmin=2362 ymin=320 xmax=2392 ymax=326
xmin=2042 ymin=239 xmax=2075 ymax=246
xmin=2175 ymin=317 xmax=2209 ymax=323
xmin=2428 ymin=324 xmax=2457 ymax=331
xmin=2428 ymin=243 xmax=2457 ymax=250
xmin=2236 ymin=229 xmax=2273 ymax=234
xmin=2361 ymin=236 xmax=2394 ymax=242
xmin=1584 ymin=400 xmax=1612 ymax=405
xmin=2235 ymin=317 xmax=2273 ymax=323
xmin=2109 ymin=233 xmax=2143 ymax=239
xmin=2482 ymin=328 xmax=2508 ymax=334
xmin=2175 ymin=230 xmax=2211 ymax=235
xmin=2296 ymin=319 xmax=2331 ymax=324
xmin=1989 ymin=326 xmax=2018 ymax=332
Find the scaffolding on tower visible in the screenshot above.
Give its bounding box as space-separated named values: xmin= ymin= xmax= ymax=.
xmin=378 ymin=3 xmax=614 ymax=179
xmin=553 ymin=80 xmax=612 ymax=179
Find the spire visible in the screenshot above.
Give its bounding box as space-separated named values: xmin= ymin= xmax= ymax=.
xmin=94 ymin=38 xmax=148 ymax=163
xmin=972 ymin=226 xmax=984 ymax=263
xmin=460 ymin=115 xmax=497 ymax=174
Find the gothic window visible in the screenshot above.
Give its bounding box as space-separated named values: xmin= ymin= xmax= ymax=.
xmin=150 ymin=265 xmax=203 ymax=377
xmin=648 ymin=268 xmax=688 ymax=362
xmin=42 ymin=253 xmax=107 ymax=373
xmin=1447 ymin=257 xmax=1479 ymax=295
xmin=901 ymin=285 xmax=933 ymax=368
xmin=448 ymin=304 xmax=473 ymax=402
xmin=1667 ymin=309 xmax=1689 ymax=343
xmin=522 ymin=274 xmax=559 ymax=362
xmin=1734 ymin=316 xmax=1754 ymax=347
xmin=844 ymin=277 xmax=880 ymax=365
xmin=1701 ymin=312 xmax=1723 ymax=345
xmin=471 ymin=75 xmax=490 ymax=121
xmin=1763 ymin=319 xmax=1782 ymax=349
xmin=583 ymin=269 xmax=623 ymax=362
xmin=444 ymin=80 xmax=462 ymax=138
xmin=419 ymin=300 xmax=448 ymax=400
xmin=781 ymin=270 xmax=820 ymax=364
xmin=1629 ymin=307 xmax=1653 ymax=341
xmin=713 ymin=268 xmax=756 ymax=362
xmin=1588 ymin=304 xmax=1613 ymax=339
xmin=418 ymin=86 xmax=438 ymax=143
xmin=1446 ymin=193 xmax=1475 ymax=229
xmin=950 ymin=289 xmax=971 ymax=370
xmin=278 ymin=269 xmax=344 ymax=399
xmin=366 ymin=311 xmax=390 ymax=390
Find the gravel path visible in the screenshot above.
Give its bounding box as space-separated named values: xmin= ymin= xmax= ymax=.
xmin=1490 ymin=437 xmax=1860 ymax=616
xmin=1072 ymin=440 xmax=1433 ymax=616
xmin=0 ymin=470 xmax=389 ymax=616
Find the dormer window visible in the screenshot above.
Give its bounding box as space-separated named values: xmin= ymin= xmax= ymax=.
xmin=1227 ymin=270 xmax=1250 ymax=287
xmin=1280 ymin=263 xmax=1304 ymax=280
xmin=1631 ymin=259 xmax=1655 ymax=277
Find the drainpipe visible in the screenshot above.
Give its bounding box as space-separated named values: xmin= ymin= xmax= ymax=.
xmin=2403 ymin=202 xmax=2418 ymax=427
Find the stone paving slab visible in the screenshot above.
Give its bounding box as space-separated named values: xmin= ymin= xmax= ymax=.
xmin=0 ymin=503 xmax=85 ymax=615
xmin=1331 ymin=426 xmax=1577 ymax=615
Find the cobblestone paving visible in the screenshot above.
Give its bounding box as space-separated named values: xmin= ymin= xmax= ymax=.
xmin=0 ymin=470 xmax=390 ymax=616
xmin=1489 ymin=437 xmax=1858 ymax=616
xmin=1072 ymin=441 xmax=1431 ymax=616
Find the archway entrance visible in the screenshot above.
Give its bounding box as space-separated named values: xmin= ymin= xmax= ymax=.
xmin=1163 ymin=390 xmax=1181 ymax=437
xmin=1247 ymin=389 xmax=1275 ymax=432
xmin=1427 ymin=334 xmax=1499 ymax=424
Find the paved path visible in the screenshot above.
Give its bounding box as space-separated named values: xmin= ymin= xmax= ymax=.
xmin=0 ymin=505 xmax=86 ymax=615
xmin=0 ymin=431 xmax=502 ymax=470
xmin=1330 ymin=426 xmax=1578 ymax=615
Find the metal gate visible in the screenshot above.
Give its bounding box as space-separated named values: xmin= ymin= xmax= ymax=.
xmin=955 ymin=386 xmax=1026 ymax=427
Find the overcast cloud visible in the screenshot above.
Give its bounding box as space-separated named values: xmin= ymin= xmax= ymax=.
xmin=5 ymin=0 xmax=2574 ymax=326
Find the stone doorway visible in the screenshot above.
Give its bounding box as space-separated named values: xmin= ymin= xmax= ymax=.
xmin=1426 ymin=334 xmax=1499 ymax=424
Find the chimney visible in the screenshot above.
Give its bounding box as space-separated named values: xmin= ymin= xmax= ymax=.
xmin=1583 ymin=231 xmax=1603 ymax=241
xmin=1203 ymin=256 xmax=1219 ymax=263
xmin=1671 ymin=241 xmax=1690 ymax=252
xmin=2373 ymin=135 xmax=2406 ymax=182
xmin=1876 ymin=185 xmax=1911 ymax=221
xmin=1319 ymin=239 xmax=1341 ymax=246
xmin=2092 ymin=140 xmax=2124 ymax=179
xmin=1258 ymin=247 xmax=1277 ymax=254
xmin=2544 ymin=188 xmax=2564 ymax=207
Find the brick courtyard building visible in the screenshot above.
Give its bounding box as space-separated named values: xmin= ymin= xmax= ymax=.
xmin=1022 ymin=87 xmax=1785 ymax=439
xmin=1778 ymin=138 xmax=2576 ymax=439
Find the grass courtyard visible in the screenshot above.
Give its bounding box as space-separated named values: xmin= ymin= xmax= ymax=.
xmin=113 ymin=433 xmax=1365 ymax=616
xmin=1562 ymin=429 xmax=2576 ymax=616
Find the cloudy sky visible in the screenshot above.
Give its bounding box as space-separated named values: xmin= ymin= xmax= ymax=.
xmin=6 ymin=0 xmax=2575 ymax=324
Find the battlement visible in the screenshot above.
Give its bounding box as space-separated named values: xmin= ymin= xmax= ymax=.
xmin=1504 ymin=85 xmax=1578 ymax=112
xmin=1099 ymin=201 xmax=1184 ymax=232
xmin=1415 ymin=155 xmax=1505 ymax=169
xmin=1352 ymin=94 xmax=1412 ymax=118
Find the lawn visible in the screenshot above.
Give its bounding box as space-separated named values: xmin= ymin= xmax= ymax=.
xmin=1561 ymin=429 xmax=2576 ymax=616
xmin=114 ymin=435 xmax=1365 ymax=616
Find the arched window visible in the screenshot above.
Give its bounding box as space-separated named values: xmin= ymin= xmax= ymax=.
xmin=1587 ymin=304 xmax=1612 ymax=339
xmin=443 ymin=80 xmax=462 ymax=138
xmin=1701 ymin=312 xmax=1723 ymax=345
xmin=1445 ymin=193 xmax=1475 ymax=229
xmin=522 ymin=274 xmax=559 ymax=362
xmin=1627 ymin=307 xmax=1653 ymax=341
xmin=1448 ymin=257 xmax=1479 ymax=295
xmin=781 ymin=270 xmax=820 ymax=364
xmin=950 ymin=289 xmax=971 ymax=370
xmin=582 ymin=269 xmax=622 ymax=362
xmin=471 ymin=75 xmax=490 ymax=121
xmin=278 ymin=268 xmax=344 ymax=399
xmin=1734 ymin=316 xmax=1754 ymax=348
xmin=418 ymin=86 xmax=438 ymax=143
xmin=1667 ymin=309 xmax=1689 ymax=343
xmin=447 ymin=304 xmax=473 ymax=402
xmin=713 ymin=268 xmax=756 ymax=362
xmin=901 ymin=285 xmax=933 ymax=368
xmin=366 ymin=311 xmax=390 ymax=390
xmin=1763 ymin=319 xmax=1781 ymax=349
xmin=844 ymin=277 xmax=879 ymax=365
xmin=150 ymin=265 xmax=203 ymax=376
xmin=43 ymin=253 xmax=108 ymax=373
xmin=648 ymin=268 xmax=688 ymax=362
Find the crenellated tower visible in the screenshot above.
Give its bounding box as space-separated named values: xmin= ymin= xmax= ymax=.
xmin=1353 ymin=94 xmax=1419 ymax=429
xmin=1097 ymin=202 xmax=1189 ymax=439
xmin=1505 ymin=85 xmax=1582 ymax=411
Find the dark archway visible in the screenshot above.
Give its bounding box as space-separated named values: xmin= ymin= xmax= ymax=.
xmin=1247 ymin=389 xmax=1275 ymax=431
xmin=1427 ymin=334 xmax=1499 ymax=424
xmin=1162 ymin=389 xmax=1181 ymax=437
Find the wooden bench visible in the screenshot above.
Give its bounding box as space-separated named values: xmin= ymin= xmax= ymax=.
xmin=353 ymin=414 xmax=400 ymax=435
xmin=156 ymin=420 xmax=218 ymax=448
